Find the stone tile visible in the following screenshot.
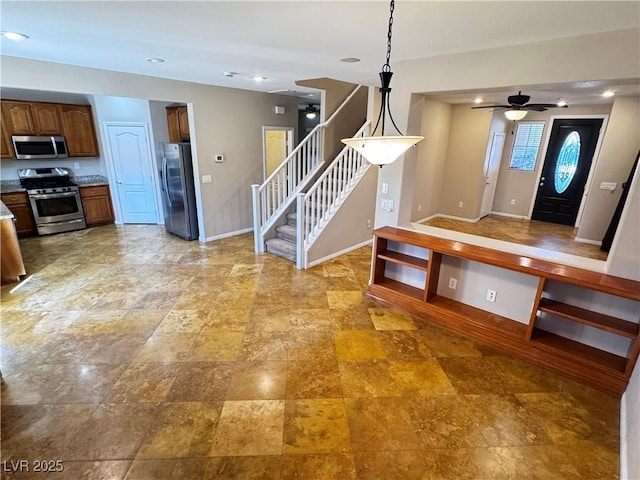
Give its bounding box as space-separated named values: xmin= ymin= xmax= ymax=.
xmin=407 ymin=395 xmax=487 ymax=448
xmin=368 ymin=307 xmax=418 ymax=330
xmin=210 ymin=400 xmax=285 ymax=456
xmin=283 ymin=399 xmax=351 ymax=454
xmin=64 ymin=403 xmax=160 ymax=460
xmin=125 ymin=459 xmax=209 ymax=480
xmin=202 ymin=307 xmax=250 ymax=332
xmin=189 ymin=332 xmax=244 ymax=361
xmin=281 ymin=453 xmax=357 ymax=479
xmin=133 ymin=333 xmax=198 ymax=362
xmin=344 ymin=397 xmax=421 ymax=451
xmin=461 ymin=394 xmax=552 ymax=447
xmin=421 ymin=447 xmax=509 ymax=479
xmin=334 ymin=331 xmax=386 ymax=361
xmin=156 ymin=309 xmax=208 ymax=333
xmin=245 ymin=306 xmax=291 ymax=331
xmin=420 ymin=324 xmax=483 ymax=357
xmin=136 ymin=402 xmax=222 ymax=458
xmin=377 ymin=330 xmax=435 ymax=360
xmin=237 ymin=331 xmax=288 ymax=361
xmin=286 ymin=357 xmax=344 ymax=399
xmin=289 ymin=308 xmax=334 ymax=330
xmin=226 ymin=360 xmax=287 ymax=400
xmin=353 ymin=450 xmax=432 ymax=480
xmin=107 ymin=362 xmax=181 ymax=403
xmin=326 ymin=291 xmax=363 ymax=309
xmin=329 ymin=307 xmax=375 ymax=330
xmin=437 ymin=356 xmax=510 ymax=394
xmin=1 ymin=404 xmax=96 ymax=461
xmin=166 ymin=362 xmax=235 ymax=402
xmin=204 ymin=456 xmax=282 ymax=479
xmin=287 ymin=330 xmax=336 ymax=360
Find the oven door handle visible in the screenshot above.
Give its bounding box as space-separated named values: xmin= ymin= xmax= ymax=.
xmin=29 ymin=191 xmax=79 ymax=199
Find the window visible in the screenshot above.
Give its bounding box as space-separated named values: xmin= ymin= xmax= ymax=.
xmin=508 ymin=121 xmax=545 ymax=171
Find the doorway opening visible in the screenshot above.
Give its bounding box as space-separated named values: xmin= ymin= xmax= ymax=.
xmin=262 ymin=126 xmax=294 ymax=179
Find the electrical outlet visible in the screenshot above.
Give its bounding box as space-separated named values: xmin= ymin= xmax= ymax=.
xmin=382 ymin=182 xmax=389 ymax=194
xmin=73 ymin=162 xmax=80 ymax=169
xmin=417 ymin=204 xmax=422 ymax=212
xmin=366 ymin=219 xmax=371 ymax=229
xmin=486 ymin=289 xmax=497 ymax=302
xmin=458 ymin=201 xmax=464 ymax=208
xmin=448 ymin=277 xmax=457 ymax=290
xmin=510 ymin=199 xmax=516 ymax=205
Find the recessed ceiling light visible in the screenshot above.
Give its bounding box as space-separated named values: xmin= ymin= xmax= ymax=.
xmin=473 ymin=97 xmax=483 ymax=104
xmin=602 ymin=90 xmax=615 ymax=98
xmin=146 ymin=57 xmax=165 ymax=64
xmin=253 ymin=76 xmax=266 ymax=82
xmin=340 ymin=57 xmax=360 ymax=63
xmin=1 ymin=31 xmax=29 ymax=41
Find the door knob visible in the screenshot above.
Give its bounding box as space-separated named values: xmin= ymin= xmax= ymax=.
xmin=117 ymin=180 xmax=123 ymax=184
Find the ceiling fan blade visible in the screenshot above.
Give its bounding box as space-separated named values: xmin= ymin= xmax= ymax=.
xmin=526 ymin=103 xmax=565 ymax=109
xmin=471 ymin=104 xmax=511 ymax=109
xmin=524 ymin=105 xmax=549 ymax=112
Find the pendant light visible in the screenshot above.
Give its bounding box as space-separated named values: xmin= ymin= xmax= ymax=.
xmin=342 ymin=0 xmax=423 ymax=167
xmin=504 ymin=109 xmax=528 ymax=121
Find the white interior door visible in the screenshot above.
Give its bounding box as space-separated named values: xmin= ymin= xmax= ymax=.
xmin=106 ymin=123 xmax=158 ymax=223
xmin=480 ymin=132 xmax=506 ymax=218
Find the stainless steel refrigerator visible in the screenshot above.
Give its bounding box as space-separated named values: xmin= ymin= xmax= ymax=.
xmin=156 ymin=142 xmax=199 ymax=240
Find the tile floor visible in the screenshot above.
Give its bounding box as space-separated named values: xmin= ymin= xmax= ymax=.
xmin=0 ymin=225 xmax=620 ymax=479
xmin=422 ymin=215 xmax=608 ymax=261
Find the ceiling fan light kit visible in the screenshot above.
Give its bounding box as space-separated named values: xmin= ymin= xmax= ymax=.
xmin=472 ymin=90 xmax=568 ymax=121
xmin=341 ymin=0 xmax=424 ymax=167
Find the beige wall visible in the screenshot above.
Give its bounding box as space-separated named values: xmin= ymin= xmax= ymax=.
xmin=577 ymin=96 xmax=640 ymax=242
xmin=1 ymin=55 xmax=299 ymax=240
xmin=306 ymin=166 xmax=378 ymax=264
xmin=439 ymin=105 xmax=493 ymax=219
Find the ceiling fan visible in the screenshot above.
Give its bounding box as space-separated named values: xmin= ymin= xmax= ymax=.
xmin=472 ymin=90 xmax=568 ymax=120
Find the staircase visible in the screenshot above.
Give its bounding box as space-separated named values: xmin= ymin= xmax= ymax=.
xmin=252 ymin=84 xmax=370 ymax=268
xmin=265 ymin=212 xmax=297 ymax=262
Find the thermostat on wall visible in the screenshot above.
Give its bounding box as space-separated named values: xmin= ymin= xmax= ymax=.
xmin=215 ymin=154 xmax=224 ymax=163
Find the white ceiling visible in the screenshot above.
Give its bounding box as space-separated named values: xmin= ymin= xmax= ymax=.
xmin=1 ymin=1 xmax=639 ymax=104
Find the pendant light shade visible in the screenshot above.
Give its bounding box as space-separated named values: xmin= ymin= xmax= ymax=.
xmin=504 ymin=109 xmax=528 ymax=121
xmin=341 ymin=0 xmax=423 ymax=167
xmin=342 ymin=136 xmax=424 ymax=166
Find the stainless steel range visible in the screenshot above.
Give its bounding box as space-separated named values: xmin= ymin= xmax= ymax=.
xmin=18 ymin=167 xmax=86 ymax=235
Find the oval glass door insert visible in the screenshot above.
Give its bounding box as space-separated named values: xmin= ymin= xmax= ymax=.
xmin=554 ymin=131 xmax=581 ymax=193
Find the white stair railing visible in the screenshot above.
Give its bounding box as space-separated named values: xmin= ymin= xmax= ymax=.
xmin=296 ymin=120 xmax=371 ymax=269
xmin=252 ymin=84 xmax=365 ymax=253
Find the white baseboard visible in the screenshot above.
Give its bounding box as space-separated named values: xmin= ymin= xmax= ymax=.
xmin=306 ymin=238 xmax=373 ymax=269
xmin=414 ymin=214 xmax=438 ymax=223
xmin=433 ymin=213 xmax=482 ymax=223
xmin=205 ymin=227 xmax=253 ymax=242
xmin=490 ymin=211 xmax=529 ymax=220
xmin=575 ymin=237 xmax=602 ymax=246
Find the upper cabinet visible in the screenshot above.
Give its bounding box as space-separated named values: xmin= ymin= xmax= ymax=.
xmin=166 ymin=106 xmax=190 ymax=143
xmin=59 ymin=104 xmax=99 ymax=157
xmin=0 ymin=100 xmax=100 ymax=158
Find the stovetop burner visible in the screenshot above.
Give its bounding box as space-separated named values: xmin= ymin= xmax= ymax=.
xmin=18 ymin=167 xmax=77 ymax=191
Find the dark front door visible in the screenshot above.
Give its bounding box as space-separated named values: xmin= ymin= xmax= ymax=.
xmin=532 ymin=118 xmax=603 ymax=225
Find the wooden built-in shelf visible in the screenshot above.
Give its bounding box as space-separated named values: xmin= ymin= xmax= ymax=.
xmin=538 ymin=298 xmax=639 ymax=338
xmin=369 ymin=226 xmax=640 ymax=397
xmin=530 ymin=328 xmax=628 ymax=373
xmin=377 ymin=250 xmax=428 ymax=271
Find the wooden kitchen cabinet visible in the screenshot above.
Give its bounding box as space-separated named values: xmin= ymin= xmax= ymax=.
xmin=59 ymin=104 xmax=100 ymax=157
xmin=80 ymin=185 xmax=115 ymax=227
xmin=1 ymin=101 xmax=35 ymax=135
xmin=166 ymin=106 xmax=190 ymax=143
xmin=32 ymin=103 xmax=64 ymax=135
xmin=1 ymin=112 xmax=12 ymax=159
xmin=0 ymin=192 xmax=36 ymax=237
xmin=1 ymin=100 xmax=100 ymax=158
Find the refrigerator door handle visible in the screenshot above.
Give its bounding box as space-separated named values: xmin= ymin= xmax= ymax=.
xmin=163 ymin=157 xmax=172 ymax=207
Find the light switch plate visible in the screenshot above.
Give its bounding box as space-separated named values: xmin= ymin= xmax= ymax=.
xmin=202 ymin=175 xmax=212 ymax=183
xmin=599 ymin=182 xmax=616 ymax=191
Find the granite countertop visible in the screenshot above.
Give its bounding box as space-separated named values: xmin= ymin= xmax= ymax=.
xmin=0 ymin=201 xmax=15 ymax=220
xmin=0 ymin=180 xmax=25 ymax=194
xmin=73 ymin=175 xmax=109 ymax=187
xmin=0 ymin=175 xmax=109 ymax=193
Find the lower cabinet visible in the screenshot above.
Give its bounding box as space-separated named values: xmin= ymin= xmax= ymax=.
xmin=0 ymin=192 xmax=36 ymax=237
xmin=79 ymin=185 xmax=115 ymax=227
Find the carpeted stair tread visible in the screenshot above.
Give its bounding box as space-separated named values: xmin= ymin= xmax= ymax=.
xmin=265 ymin=237 xmax=296 ymax=262
xmin=287 ymin=212 xmax=297 ymax=226
xmin=276 ymin=224 xmax=297 ymax=243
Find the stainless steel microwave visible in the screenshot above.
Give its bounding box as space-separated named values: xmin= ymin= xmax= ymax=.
xmin=11 ymin=135 xmax=69 ymax=160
